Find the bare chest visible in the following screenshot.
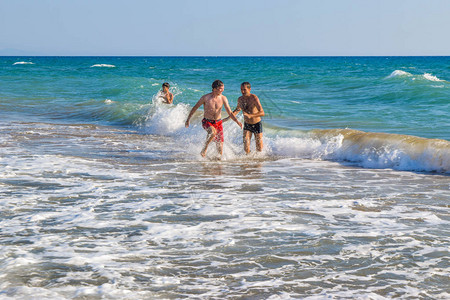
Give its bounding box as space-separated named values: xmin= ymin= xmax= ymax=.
xmin=241 ymin=98 xmax=258 ymax=113
xmin=204 ymin=97 xmax=223 ymax=112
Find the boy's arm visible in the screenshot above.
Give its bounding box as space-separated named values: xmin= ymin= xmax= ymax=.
xmin=223 ymin=97 xmax=242 ymax=128
xmin=223 ymin=106 xmax=241 ymax=122
xmin=167 ymin=92 xmax=174 ymax=104
xmin=185 ymin=97 xmax=204 ymax=127
xmin=223 ymin=98 xmax=242 ymax=122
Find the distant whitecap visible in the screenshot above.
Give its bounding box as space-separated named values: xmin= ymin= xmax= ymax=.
xmin=386 ymin=70 xmax=411 ymax=78
xmin=387 ymin=70 xmax=445 ymax=82
xmin=422 ymin=73 xmax=443 ymax=82
xmin=91 ymin=64 xmax=116 ymax=68
xmin=13 ymin=61 xmax=34 ymax=65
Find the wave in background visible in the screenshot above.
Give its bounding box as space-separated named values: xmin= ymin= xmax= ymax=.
xmin=386 ymin=70 xmax=445 ymax=82
xmin=12 ymin=61 xmax=35 ymax=65
xmin=90 ymin=64 xmax=116 ymax=68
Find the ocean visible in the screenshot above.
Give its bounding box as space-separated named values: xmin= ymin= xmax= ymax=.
xmin=0 ymin=56 xmax=448 ymax=299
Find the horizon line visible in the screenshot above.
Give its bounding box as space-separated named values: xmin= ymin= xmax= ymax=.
xmin=1 ymin=54 xmax=450 ymax=57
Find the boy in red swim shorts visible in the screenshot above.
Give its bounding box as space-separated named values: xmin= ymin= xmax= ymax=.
xmin=202 ymin=118 xmax=224 ymax=143
xmin=185 ymin=80 xmax=242 ymax=157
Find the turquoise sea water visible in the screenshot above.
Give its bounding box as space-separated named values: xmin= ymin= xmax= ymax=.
xmin=0 ymin=57 xmax=449 ymax=299
xmin=1 ymin=56 xmax=449 ymax=140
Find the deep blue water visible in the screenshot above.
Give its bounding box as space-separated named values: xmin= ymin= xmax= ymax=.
xmin=1 ymin=56 xmax=449 ymax=140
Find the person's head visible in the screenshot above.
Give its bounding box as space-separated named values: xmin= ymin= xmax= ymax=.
xmin=241 ymin=82 xmax=251 ymax=95
xmin=212 ymin=80 xmax=224 ymax=93
xmin=162 ymin=82 xmax=170 ymax=92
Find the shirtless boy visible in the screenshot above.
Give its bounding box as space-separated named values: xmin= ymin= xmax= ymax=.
xmin=185 ymin=80 xmax=242 ymax=157
xmin=225 ymin=82 xmax=264 ymax=153
xmin=161 ymin=82 xmax=173 ymax=104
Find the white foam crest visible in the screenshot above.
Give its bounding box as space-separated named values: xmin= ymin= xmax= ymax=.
xmin=13 ymin=61 xmax=34 ymax=65
xmin=267 ymin=133 xmax=347 ymax=161
xmin=386 ymin=70 xmax=411 ymax=78
xmin=351 ymin=139 xmax=450 ymax=173
xmin=267 ymin=136 xmax=321 ymax=158
xmin=90 ymin=64 xmax=116 ymax=68
xmin=422 ymin=73 xmax=444 ymax=82
xmin=387 ymin=70 xmax=446 ymax=83
xmin=144 ymin=94 xmax=191 ymax=135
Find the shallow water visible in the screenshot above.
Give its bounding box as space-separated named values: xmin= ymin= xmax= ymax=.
xmin=1 ymin=120 xmax=448 ymax=299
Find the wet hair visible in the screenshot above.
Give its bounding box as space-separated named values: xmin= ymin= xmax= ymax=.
xmin=212 ymin=80 xmax=224 ymax=90
xmin=162 ymin=82 xmax=170 ymax=88
xmin=241 ymin=82 xmax=251 ymax=89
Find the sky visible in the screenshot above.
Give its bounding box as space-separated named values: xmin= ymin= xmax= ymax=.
xmin=1 ymin=0 xmax=449 ymax=56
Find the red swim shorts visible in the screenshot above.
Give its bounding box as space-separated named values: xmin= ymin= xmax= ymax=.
xmin=202 ymin=118 xmax=224 ymax=142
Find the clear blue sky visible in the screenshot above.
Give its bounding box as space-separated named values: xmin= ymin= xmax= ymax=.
xmin=1 ymin=0 xmax=449 ymax=56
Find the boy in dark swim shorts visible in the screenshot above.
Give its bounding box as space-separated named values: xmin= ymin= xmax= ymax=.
xmin=243 ymin=121 xmax=263 ymax=135
xmin=224 ymin=82 xmax=265 ymax=154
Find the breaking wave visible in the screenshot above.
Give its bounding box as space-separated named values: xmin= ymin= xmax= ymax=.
xmin=270 ymin=129 xmax=449 ymax=174
xmin=13 ymin=61 xmax=34 ymax=65
xmin=387 ymin=70 xmax=445 ymax=82
xmin=90 ymin=64 xmax=116 ymax=68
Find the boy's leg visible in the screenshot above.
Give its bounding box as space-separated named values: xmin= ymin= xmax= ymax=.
xmin=216 ymin=141 xmax=224 ymax=156
xmin=243 ymin=130 xmax=252 ymax=154
xmin=201 ymin=127 xmax=217 ymax=157
xmin=255 ymin=133 xmax=263 ymax=152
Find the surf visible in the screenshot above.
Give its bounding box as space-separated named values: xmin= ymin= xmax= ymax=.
xmin=12 ymin=61 xmax=35 ymax=65
xmin=386 ymin=69 xmax=446 ymax=82
xmin=269 ymin=128 xmax=449 ymax=174
xmin=90 ymin=64 xmax=116 ymax=68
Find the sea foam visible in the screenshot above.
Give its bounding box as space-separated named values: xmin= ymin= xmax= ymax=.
xmin=263 ymin=129 xmax=450 ymax=174
xmin=387 ymin=70 xmax=445 ymax=82
xmin=386 ymin=70 xmax=411 ymax=78
xmin=308 ymin=129 xmax=449 ymax=173
xmin=13 ymin=61 xmax=34 ymax=65
xmin=1 ymin=118 xmax=448 ymax=299
xmin=422 ymin=73 xmax=444 ymax=82
xmin=90 ymin=64 xmax=116 ymax=68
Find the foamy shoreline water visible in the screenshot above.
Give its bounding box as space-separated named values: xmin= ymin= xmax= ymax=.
xmin=0 ymin=120 xmax=449 ymax=299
